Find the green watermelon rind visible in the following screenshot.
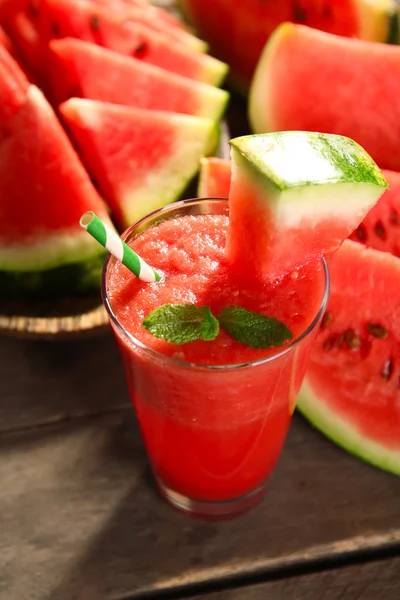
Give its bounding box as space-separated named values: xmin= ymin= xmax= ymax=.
xmin=0 ymin=228 xmax=108 ymax=272
xmin=298 ymin=381 xmax=400 ymax=476
xmin=230 ymin=132 xmax=388 ymax=192
xmin=0 ymin=251 xmax=106 ymax=299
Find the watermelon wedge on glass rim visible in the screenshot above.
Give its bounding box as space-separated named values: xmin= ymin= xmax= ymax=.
xmin=226 ymin=132 xmax=387 ymax=280
xmin=197 ymin=157 xmax=400 ymax=261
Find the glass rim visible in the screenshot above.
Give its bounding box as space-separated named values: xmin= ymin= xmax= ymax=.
xmin=102 ymin=197 xmax=330 ymax=371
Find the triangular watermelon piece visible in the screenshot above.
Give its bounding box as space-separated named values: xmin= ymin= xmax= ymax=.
xmin=227 ymin=132 xmax=387 ymax=279
xmin=38 ymin=0 xmax=227 ymax=85
xmin=60 ymin=98 xmax=217 ymax=227
xmin=48 ymin=38 xmax=228 ymax=122
xmin=0 ymin=84 xmax=113 ymax=271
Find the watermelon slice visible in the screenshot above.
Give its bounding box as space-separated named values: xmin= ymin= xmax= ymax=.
xmin=179 ymin=0 xmax=398 ymax=94
xmin=48 ymin=38 xmax=228 ymax=122
xmin=350 ymin=169 xmax=400 ymax=258
xmin=0 ymin=84 xmax=113 ymax=271
xmin=198 ymin=156 xmax=231 ymax=197
xmin=37 ymin=0 xmax=228 ymax=86
xmin=227 ymin=132 xmax=387 ymax=279
xmin=60 ymin=98 xmax=217 ymax=227
xmin=249 ymin=23 xmax=400 ymax=171
xmin=298 ymin=240 xmax=400 ymax=475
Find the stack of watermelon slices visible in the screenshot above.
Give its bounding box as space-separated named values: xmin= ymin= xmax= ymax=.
xmin=0 ymin=0 xmax=229 ymax=298
xmin=197 ymin=157 xmax=400 ymax=476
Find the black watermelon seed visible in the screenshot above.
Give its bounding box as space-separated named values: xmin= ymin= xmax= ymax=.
xmin=374 ymin=220 xmax=386 ymax=239
xmin=390 ymin=210 xmax=400 ymax=226
xmin=323 ymin=337 xmax=335 ymax=351
xmin=90 ymin=15 xmax=100 ymax=31
xmin=51 ymin=21 xmax=60 ymax=37
xmin=322 ymin=5 xmax=331 ymax=18
xmin=293 ymin=1 xmax=306 ymax=22
xmin=345 ymin=329 xmax=361 ymax=350
xmin=336 ymin=332 xmax=346 ymax=348
xmin=355 ymin=224 xmax=367 ymax=243
xmin=381 ymin=359 xmax=393 ymax=381
xmin=321 ymin=312 xmax=333 ymax=329
xmin=28 ymin=1 xmax=39 ymax=17
xmin=133 ymin=42 xmax=148 ymax=57
xmin=367 ymin=323 xmax=388 ymax=339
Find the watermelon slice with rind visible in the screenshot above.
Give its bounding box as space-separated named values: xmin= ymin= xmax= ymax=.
xmin=249 ymin=23 xmax=400 ymax=171
xmin=48 ymin=38 xmax=228 ymax=122
xmin=60 ymin=98 xmax=218 ymax=227
xmin=0 ymin=84 xmax=113 ymax=271
xmin=227 ymin=132 xmax=387 ymax=279
xmin=298 ymin=240 xmax=400 ymax=475
xmin=39 ymin=0 xmax=227 ymax=86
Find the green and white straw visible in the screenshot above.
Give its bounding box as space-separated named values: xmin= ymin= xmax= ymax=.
xmin=80 ymin=212 xmax=161 ymax=283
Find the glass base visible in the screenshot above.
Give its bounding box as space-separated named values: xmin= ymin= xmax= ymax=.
xmin=155 ymin=477 xmax=267 ymax=521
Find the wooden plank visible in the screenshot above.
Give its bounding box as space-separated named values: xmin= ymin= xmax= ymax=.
xmin=0 ymin=333 xmax=130 ymax=432
xmin=0 ymin=412 xmax=399 ymax=600
xmin=190 ymin=558 xmax=400 ymax=600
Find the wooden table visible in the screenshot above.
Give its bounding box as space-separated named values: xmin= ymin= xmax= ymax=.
xmin=1 ymin=328 xmax=399 ymax=600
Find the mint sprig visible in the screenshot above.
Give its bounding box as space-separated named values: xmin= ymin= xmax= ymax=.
xmin=142 ymin=303 xmax=292 ymax=349
xmin=218 ymin=306 xmax=293 ymax=349
xmin=142 ymin=304 xmax=219 ymax=344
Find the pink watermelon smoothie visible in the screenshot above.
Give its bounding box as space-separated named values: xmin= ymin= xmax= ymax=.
xmin=105 ymin=201 xmax=327 ymax=507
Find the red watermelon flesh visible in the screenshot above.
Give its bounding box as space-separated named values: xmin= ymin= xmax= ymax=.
xmin=179 ymin=0 xmax=372 ymax=94
xmin=38 ymin=0 xmax=227 ymax=85
xmin=350 ymin=170 xmax=400 ymax=258
xmin=60 ymin=97 xmax=216 ymax=227
xmin=48 ymin=38 xmax=228 ymax=122
xmin=90 ymin=0 xmax=207 ymax=51
xmin=0 ymin=45 xmax=29 ymax=132
xmin=0 ymin=23 xmax=38 ymax=82
xmin=0 ymin=84 xmax=112 ymax=271
xmin=198 ymin=156 xmax=231 ymax=197
xmin=249 ymin=24 xmax=400 ymax=171
xmin=299 ymin=240 xmax=400 ymax=474
xmin=0 ymin=2 xmax=44 ymax=80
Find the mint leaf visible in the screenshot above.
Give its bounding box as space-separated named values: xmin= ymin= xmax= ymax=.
xmin=142 ymin=303 xmax=219 ymax=344
xmin=218 ymin=306 xmax=292 ymax=349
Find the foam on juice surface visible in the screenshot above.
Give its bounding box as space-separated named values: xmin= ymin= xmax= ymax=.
xmin=108 ymin=214 xmax=324 ymax=365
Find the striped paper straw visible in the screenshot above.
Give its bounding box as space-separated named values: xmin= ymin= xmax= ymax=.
xmin=80 ymin=212 xmax=161 ymax=283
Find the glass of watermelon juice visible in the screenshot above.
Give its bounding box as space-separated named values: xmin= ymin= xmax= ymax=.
xmin=102 ymin=198 xmax=329 ymax=519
